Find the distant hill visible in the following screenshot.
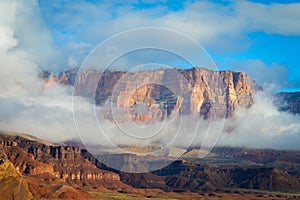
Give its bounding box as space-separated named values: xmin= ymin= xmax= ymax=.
xmin=275 ymin=92 xmax=300 ymax=114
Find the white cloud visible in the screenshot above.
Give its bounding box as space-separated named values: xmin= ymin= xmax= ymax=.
xmin=0 ymin=1 xmax=18 ymax=52
xmin=231 ymin=59 xmax=289 ymax=90
xmin=218 ymin=91 xmax=300 ymax=149
xmin=0 ymin=0 xmax=78 ymax=141
xmin=68 ymin=56 xmax=78 ymax=67
xmin=236 ymin=1 xmax=300 ymax=35
xmin=38 ymin=0 xmax=300 ymax=56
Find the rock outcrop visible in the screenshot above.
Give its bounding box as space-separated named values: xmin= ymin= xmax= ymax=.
xmin=0 ymin=133 xmax=121 ymax=186
xmin=0 ymin=154 xmax=33 ymax=200
xmin=1 ymin=132 xmax=300 ymax=198
xmin=43 ymin=67 xmax=254 ymax=121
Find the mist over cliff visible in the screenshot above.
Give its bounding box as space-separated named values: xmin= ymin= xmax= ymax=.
xmin=0 ymin=0 xmax=300 ymax=150
xmin=34 ymin=67 xmax=300 ymax=150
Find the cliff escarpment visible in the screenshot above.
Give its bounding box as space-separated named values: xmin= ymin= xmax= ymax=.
xmin=0 ymin=133 xmax=121 ymax=190
xmin=43 ymin=67 xmax=254 ymax=120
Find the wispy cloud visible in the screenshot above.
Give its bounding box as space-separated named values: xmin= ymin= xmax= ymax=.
xmin=219 ymin=91 xmax=300 ymax=150
xmin=231 ymin=59 xmax=290 ymax=90
xmin=38 ymin=1 xmax=300 ymax=56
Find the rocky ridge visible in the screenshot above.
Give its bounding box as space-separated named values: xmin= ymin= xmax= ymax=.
xmin=1 ymin=132 xmax=300 ymax=199
xmin=0 ymin=155 xmax=32 ymax=200
xmin=0 ymin=132 xmax=125 ymax=199
xmin=42 ymin=67 xmax=254 ymax=121
xmin=275 ymin=92 xmax=300 ymax=114
xmin=0 ymin=134 xmax=120 ymax=182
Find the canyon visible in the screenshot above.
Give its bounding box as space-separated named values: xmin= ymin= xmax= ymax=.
xmin=1 ymin=132 xmax=300 ymax=199
xmin=1 ymin=67 xmax=296 ymax=199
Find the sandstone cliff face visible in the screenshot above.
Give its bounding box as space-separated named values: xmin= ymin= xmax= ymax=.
xmin=0 ymin=133 xmax=131 ymax=199
xmin=51 ymin=67 xmax=254 ymax=121
xmin=2 ymin=133 xmax=300 ymax=198
xmin=178 ymin=68 xmax=253 ymax=117
xmin=0 ymin=134 xmax=120 ymax=183
xmin=0 ymin=155 xmax=33 ymax=200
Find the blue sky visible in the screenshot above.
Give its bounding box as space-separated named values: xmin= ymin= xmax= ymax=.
xmin=9 ymin=0 xmax=300 ymax=91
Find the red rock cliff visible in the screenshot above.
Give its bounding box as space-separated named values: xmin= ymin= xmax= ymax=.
xmin=45 ymin=67 xmax=254 ymax=120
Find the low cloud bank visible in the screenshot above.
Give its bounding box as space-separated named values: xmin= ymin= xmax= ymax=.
xmin=218 ymin=91 xmax=300 ymax=149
